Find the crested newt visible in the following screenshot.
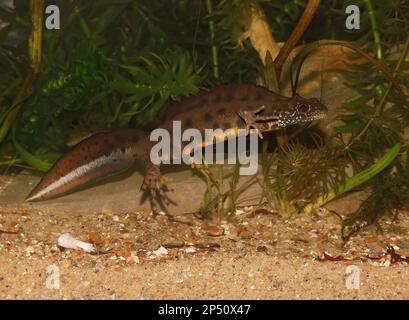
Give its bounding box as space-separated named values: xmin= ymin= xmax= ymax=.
xmin=26 ymin=84 xmax=328 ymax=211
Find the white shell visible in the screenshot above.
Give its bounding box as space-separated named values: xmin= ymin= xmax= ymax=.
xmin=57 ymin=233 xmax=97 ymax=253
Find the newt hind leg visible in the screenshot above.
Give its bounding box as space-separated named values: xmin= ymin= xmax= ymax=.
xmin=140 ymin=162 xmax=176 ymax=215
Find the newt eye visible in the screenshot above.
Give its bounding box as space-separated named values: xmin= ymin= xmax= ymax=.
xmin=297 ymin=104 xmax=310 ymax=113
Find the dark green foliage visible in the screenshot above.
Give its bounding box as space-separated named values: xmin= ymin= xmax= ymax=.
xmin=19 ymin=42 xmax=109 ymax=152
xmin=1 ymin=0 xmax=208 ymax=159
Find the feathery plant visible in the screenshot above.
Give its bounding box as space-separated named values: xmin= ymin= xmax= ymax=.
xmin=331 ymin=0 xmax=409 ymax=241
xmin=113 ymin=49 xmax=204 ymax=125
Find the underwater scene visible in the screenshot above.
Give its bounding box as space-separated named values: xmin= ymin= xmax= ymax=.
xmin=0 ymin=0 xmax=409 ymax=301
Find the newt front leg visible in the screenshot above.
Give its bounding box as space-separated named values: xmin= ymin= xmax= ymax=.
xmin=237 ymin=105 xmax=278 ymax=138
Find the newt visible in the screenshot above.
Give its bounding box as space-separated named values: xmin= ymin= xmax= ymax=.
xmin=26 ymin=84 xmax=328 ymax=211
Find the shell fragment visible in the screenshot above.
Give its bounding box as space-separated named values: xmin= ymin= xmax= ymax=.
xmin=57 ymin=233 xmax=97 ymax=253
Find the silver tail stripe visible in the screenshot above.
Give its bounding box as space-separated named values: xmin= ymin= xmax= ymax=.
xmin=26 ymin=150 xmax=126 ymax=201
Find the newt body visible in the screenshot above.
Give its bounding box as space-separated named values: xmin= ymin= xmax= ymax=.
xmin=26 ymin=84 xmax=327 ymax=210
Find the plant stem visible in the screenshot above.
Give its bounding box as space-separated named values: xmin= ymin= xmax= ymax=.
xmin=0 ymin=159 xmax=23 ymax=166
xmin=29 ymin=0 xmax=44 ymax=75
xmin=0 ymin=1 xmax=44 ymax=144
xmin=275 ymin=131 xmax=290 ymax=215
xmin=254 ymin=2 xmax=298 ymax=215
xmin=363 ymin=0 xmax=384 ymax=101
xmin=274 ymin=0 xmax=321 ymax=79
xmin=265 ymin=46 xmax=289 ymax=214
xmin=206 ymin=0 xmax=219 ymax=79
xmin=264 ymin=52 xmax=279 ymax=92
xmin=363 ymin=0 xmax=382 ymax=61
xmin=74 ymin=5 xmax=91 ymax=38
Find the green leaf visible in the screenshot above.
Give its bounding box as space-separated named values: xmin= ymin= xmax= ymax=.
xmin=12 ymin=134 xmax=54 ymax=172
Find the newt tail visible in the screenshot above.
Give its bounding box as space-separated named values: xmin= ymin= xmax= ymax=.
xmin=26 ymin=129 xmax=149 ymax=201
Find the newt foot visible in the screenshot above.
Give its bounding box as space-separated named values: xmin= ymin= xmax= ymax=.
xmin=141 ymin=164 xmax=175 ymax=214
xmin=237 ymin=105 xmax=278 ymax=138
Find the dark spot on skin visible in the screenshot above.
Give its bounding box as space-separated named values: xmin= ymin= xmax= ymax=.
xmin=189 ymin=103 xmax=200 ymax=110
xmin=185 ymin=118 xmax=193 ymax=127
xmin=191 ymin=98 xmax=206 ymax=109
xmin=225 ymin=92 xmax=234 ymax=102
xmin=213 ymin=94 xmax=222 ymax=104
xmin=204 ymin=112 xmax=212 ymax=122
xmin=255 ymin=93 xmax=264 ymax=101
xmin=217 ymin=107 xmax=226 ymax=115
xmin=223 ymin=122 xmax=231 ymax=129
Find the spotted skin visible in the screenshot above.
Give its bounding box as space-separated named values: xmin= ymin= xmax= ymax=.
xmin=27 ymin=84 xmax=328 ymax=212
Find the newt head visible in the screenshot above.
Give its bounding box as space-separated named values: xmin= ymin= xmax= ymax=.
xmin=244 ymin=94 xmax=328 ymax=133
xmin=274 ymin=94 xmax=328 ymax=128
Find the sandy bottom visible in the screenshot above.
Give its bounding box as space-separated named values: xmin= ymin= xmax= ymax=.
xmin=1 ymin=195 xmax=409 ymax=299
